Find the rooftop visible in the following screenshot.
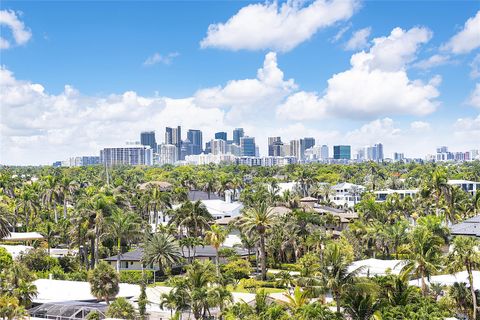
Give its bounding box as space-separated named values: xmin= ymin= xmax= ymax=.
xmin=2 ymin=232 xmax=44 ymax=242
xmin=450 ymin=215 xmax=480 ymax=237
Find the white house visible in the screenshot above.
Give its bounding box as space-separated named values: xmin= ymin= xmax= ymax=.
xmin=448 ymin=179 xmax=480 ymax=196
xmin=329 ymin=182 xmax=365 ymax=208
xmin=374 ymin=189 xmax=419 ymax=202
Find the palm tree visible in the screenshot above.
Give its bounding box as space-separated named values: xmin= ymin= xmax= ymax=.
xmin=320 ymin=241 xmax=360 ymax=313
xmin=238 ymin=201 xmax=276 ymax=280
xmin=142 ymin=233 xmax=182 ymax=274
xmin=106 ymin=297 xmax=136 ymax=319
xmin=204 ymin=225 xmax=228 ymax=275
xmin=209 ymin=285 xmax=233 ymax=319
xmin=425 ymin=168 xmax=449 ymax=216
xmin=200 ymin=173 xmax=218 ymax=200
xmin=16 ymin=184 xmax=39 ymax=232
xmin=448 ymin=236 xmax=480 ymax=320
xmin=0 ymin=204 xmax=12 ymax=239
xmin=281 ymin=286 xmax=310 ymax=313
xmin=159 ymin=291 xmax=178 ymax=319
xmin=400 ymin=225 xmax=443 ymax=296
xmin=0 ymin=295 xmax=27 ymax=319
xmin=173 ymin=201 xmax=213 ymax=237
xmin=88 ymin=261 xmax=119 ymax=304
xmin=107 ymin=210 xmax=142 ymax=272
xmin=41 ymin=175 xmax=61 ymax=223
xmin=58 ymin=177 xmax=78 ymax=219
xmin=12 ymin=279 xmax=38 ymax=308
xmin=342 ymin=281 xmax=382 ymax=320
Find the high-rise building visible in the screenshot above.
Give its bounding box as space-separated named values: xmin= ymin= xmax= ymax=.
xmin=333 ymin=145 xmax=351 ymax=160
xmin=187 ymin=129 xmax=203 ymax=155
xmin=140 ymin=131 xmax=157 ymax=153
xmin=300 ymin=137 xmax=315 ymax=160
xmin=215 ymin=132 xmax=227 ymax=141
xmin=290 ymin=140 xmax=301 ymax=159
xmin=211 ymin=139 xmax=227 ymax=155
xmin=321 ymin=145 xmax=329 ymax=160
xmin=100 ymin=146 xmax=153 ymax=166
xmin=268 ymin=137 xmax=283 ymax=157
xmin=165 ymin=126 xmax=182 ymax=160
xmin=205 ymin=141 xmax=212 ymax=154
xmin=233 ymin=128 xmax=244 ymax=145
xmin=375 ymin=143 xmax=384 ymax=162
xmin=394 ymin=152 xmax=405 ymax=162
xmin=240 ymin=136 xmax=256 ymax=156
xmin=158 ymin=144 xmax=177 ymax=165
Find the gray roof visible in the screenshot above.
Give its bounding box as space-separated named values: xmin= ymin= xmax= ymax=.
xmin=104 ymin=245 xmax=248 ymax=262
xmin=451 ymin=215 xmax=480 ymax=237
xmin=188 ymin=190 xmax=221 ymax=201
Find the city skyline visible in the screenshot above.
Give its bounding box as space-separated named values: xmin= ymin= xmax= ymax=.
xmin=1 ymin=1 xmax=479 ymax=165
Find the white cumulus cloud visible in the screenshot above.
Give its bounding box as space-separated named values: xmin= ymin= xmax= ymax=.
xmin=277 ymin=27 xmax=439 ymax=120
xmin=344 ymin=27 xmax=371 ymax=50
xmin=442 ymin=10 xmax=480 ymax=54
xmin=410 ymin=121 xmax=431 ymax=130
xmin=413 ymin=54 xmax=451 ymax=70
xmin=200 ymin=0 xmax=358 ymax=52
xmin=194 ymin=52 xmax=296 ymax=122
xmin=0 ymin=10 xmax=32 ymax=49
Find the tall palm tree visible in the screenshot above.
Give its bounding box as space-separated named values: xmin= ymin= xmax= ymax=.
xmin=400 ymin=225 xmax=443 ymax=296
xmin=238 ymin=202 xmax=276 ymax=280
xmin=58 ymin=177 xmax=79 ymax=219
xmin=173 ymin=201 xmax=213 ymax=237
xmin=41 ymin=175 xmax=60 ymax=223
xmin=200 ymin=173 xmax=218 ymax=200
xmin=204 ymin=225 xmax=228 ymax=275
xmin=16 ymin=184 xmax=40 ymax=232
xmin=0 ymin=203 xmax=12 ymax=239
xmin=320 ymin=241 xmax=360 ymax=313
xmin=448 ymin=236 xmax=480 ymax=320
xmin=107 ymin=210 xmax=142 ymax=272
xmin=142 ymin=233 xmax=182 ymax=274
xmin=425 ymin=168 xmax=449 ymax=216
xmin=88 ymin=261 xmax=119 ymax=304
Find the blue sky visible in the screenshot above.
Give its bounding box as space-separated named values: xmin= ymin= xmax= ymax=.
xmin=1 ymin=0 xmax=479 ymax=165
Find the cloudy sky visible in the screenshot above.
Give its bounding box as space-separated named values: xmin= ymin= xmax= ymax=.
xmin=1 ymin=1 xmax=479 ymax=165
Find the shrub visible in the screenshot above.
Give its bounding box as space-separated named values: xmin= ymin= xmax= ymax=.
xmin=58 ymin=256 xmax=80 ymax=273
xmin=119 ymin=270 xmax=154 ymax=284
xmin=0 ymin=247 xmax=13 ymax=270
xmin=107 ymin=297 xmax=136 ymax=319
xmin=18 ymin=248 xmax=59 ymax=272
xmin=66 ymin=270 xmax=88 ymax=281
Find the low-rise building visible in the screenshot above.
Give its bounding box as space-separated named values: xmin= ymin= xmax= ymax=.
xmin=329 ymin=182 xmax=365 ymax=208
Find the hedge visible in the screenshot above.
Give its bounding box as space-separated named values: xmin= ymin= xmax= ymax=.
xmin=119 ymin=270 xmax=154 ymax=284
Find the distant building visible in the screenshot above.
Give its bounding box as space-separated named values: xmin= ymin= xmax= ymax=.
xmin=330 ymin=182 xmax=365 ymax=207
xmin=333 ymin=145 xmax=351 ymax=160
xmin=165 ymin=126 xmax=182 ymax=160
xmin=240 ymin=136 xmax=256 ymax=156
xmin=187 ymin=129 xmax=203 ymax=155
xmin=268 ymin=137 xmax=283 ymax=157
xmin=321 ymin=145 xmax=329 ymax=160
xmin=226 ymin=143 xmax=241 ymax=156
xmin=211 ymin=139 xmax=226 ymax=155
xmin=205 ymin=141 xmax=212 ymax=154
xmin=290 ymin=140 xmax=301 ymax=159
xmin=215 ymin=132 xmax=227 ymax=141
xmin=140 ymin=131 xmax=157 ymax=153
xmin=233 ymin=128 xmax=244 ymax=145
xmin=394 ymin=152 xmax=405 ymax=162
xmin=301 ymin=138 xmax=316 ymax=158
xmin=158 ymin=144 xmax=177 ymax=165
xmin=100 ymin=146 xmax=153 ymax=166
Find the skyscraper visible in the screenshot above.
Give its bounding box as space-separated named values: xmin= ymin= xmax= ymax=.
xmin=300 ymin=137 xmax=315 ymax=160
xmin=100 ymin=146 xmax=153 ymax=166
xmin=187 ymin=129 xmax=203 ymax=155
xmin=140 ymin=131 xmax=157 ymax=153
xmin=321 ymin=145 xmax=329 ymax=160
xmin=233 ymin=128 xmax=244 ymax=145
xmin=375 ymin=143 xmax=384 ymax=162
xmin=333 ymin=145 xmax=351 ymax=160
xmin=290 ymin=140 xmax=301 ymax=159
xmin=165 ymin=126 xmax=182 ymax=160
xmin=240 ymin=136 xmax=256 ymax=156
xmin=268 ymin=137 xmax=283 ymax=156
xmin=211 ymin=139 xmax=226 ymax=155
xmin=215 ymin=132 xmax=227 ymax=141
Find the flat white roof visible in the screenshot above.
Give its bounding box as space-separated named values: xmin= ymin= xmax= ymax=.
xmin=448 ymin=179 xmax=479 ymax=184
xmin=348 ymin=258 xmax=404 ymax=276
xmin=33 ymin=279 xmax=140 ymax=304
xmin=2 ymin=232 xmax=44 ymax=241
xmin=201 ymin=200 xmax=243 ymax=216
xmin=0 ymin=245 xmax=32 ymax=259
xmin=409 ymin=270 xmax=480 ymax=290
